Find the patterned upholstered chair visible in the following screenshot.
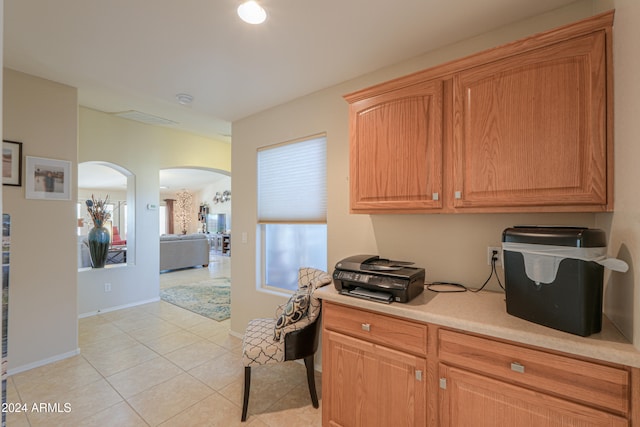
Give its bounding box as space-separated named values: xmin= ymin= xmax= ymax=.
xmin=241 ymin=267 xmax=332 ymax=422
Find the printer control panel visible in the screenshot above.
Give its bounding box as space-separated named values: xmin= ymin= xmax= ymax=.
xmin=334 ymin=270 xmax=406 ymax=290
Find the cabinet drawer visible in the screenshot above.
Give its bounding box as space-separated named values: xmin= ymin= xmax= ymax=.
xmin=323 ymin=302 xmax=427 ymax=356
xmin=439 ymin=329 xmax=630 ymax=415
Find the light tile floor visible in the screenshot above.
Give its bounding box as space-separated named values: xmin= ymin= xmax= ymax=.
xmin=6 ymin=256 xmax=323 ymax=426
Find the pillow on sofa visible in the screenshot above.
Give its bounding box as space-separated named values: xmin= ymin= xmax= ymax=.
xmin=273 ymin=286 xmax=310 ymax=341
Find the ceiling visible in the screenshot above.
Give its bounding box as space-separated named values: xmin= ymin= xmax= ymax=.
xmin=4 ymin=0 xmax=578 ymax=142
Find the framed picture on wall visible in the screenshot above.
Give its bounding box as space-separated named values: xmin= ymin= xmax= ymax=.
xmin=25 ymin=156 xmax=72 ymax=200
xmin=2 ymin=140 xmax=23 ymax=186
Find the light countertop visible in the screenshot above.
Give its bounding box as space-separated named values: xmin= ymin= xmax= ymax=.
xmin=317 ymin=285 xmax=640 ymax=368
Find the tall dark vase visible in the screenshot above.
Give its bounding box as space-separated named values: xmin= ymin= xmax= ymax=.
xmin=88 ymin=225 xmax=111 ymax=268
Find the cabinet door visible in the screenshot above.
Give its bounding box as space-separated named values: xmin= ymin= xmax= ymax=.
xmin=452 ymin=32 xmax=609 ymax=211
xmin=439 ymin=365 xmax=627 ymax=427
xmin=348 ymin=79 xmax=444 ymax=213
xmin=322 ymin=330 xmax=426 ymax=427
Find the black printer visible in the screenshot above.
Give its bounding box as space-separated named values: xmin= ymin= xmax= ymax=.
xmin=333 ymin=255 xmax=425 ymax=303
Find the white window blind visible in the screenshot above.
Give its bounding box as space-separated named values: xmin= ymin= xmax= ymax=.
xmin=257 ymin=135 xmax=327 ymax=223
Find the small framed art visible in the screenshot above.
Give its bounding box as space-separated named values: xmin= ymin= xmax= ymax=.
xmin=25 ymin=156 xmax=72 ymax=200
xmin=2 ymin=141 xmax=22 ymax=186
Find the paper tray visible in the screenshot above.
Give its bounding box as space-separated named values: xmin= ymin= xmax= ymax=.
xmin=340 ymin=287 xmax=393 ymax=304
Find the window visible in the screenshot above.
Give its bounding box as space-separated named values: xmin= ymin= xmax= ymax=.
xmin=257 ymin=135 xmax=327 ymax=292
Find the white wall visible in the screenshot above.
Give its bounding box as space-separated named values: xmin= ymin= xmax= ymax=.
xmin=77 ymin=107 xmax=231 ymax=316
xmin=3 ymin=69 xmax=79 ymax=373
xmin=230 ymin=1 xmax=611 ymax=341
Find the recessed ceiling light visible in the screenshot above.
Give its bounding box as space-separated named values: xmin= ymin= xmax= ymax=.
xmin=176 ymin=93 xmax=194 ymax=105
xmin=237 ymin=1 xmax=267 ymax=25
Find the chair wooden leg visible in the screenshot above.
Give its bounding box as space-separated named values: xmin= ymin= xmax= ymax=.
xmin=304 ymin=355 xmax=319 ymax=408
xmin=241 ymin=366 xmax=251 ymax=421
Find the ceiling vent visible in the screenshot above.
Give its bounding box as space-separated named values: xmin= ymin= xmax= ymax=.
xmin=112 ymin=110 xmax=179 ymax=126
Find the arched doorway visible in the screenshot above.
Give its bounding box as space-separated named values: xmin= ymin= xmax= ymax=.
xmin=78 ymin=161 xmax=135 ymax=268
xmin=158 ymin=167 xmax=232 ymax=322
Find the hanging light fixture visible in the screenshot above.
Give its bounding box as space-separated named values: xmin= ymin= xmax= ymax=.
xmin=237 ymin=0 xmax=267 ymax=24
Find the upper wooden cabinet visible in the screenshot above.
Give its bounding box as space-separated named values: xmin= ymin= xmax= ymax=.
xmin=346 ymin=79 xmax=444 ymax=213
xmin=452 ymin=32 xmax=608 ymax=210
xmin=344 ymin=11 xmax=614 ymax=214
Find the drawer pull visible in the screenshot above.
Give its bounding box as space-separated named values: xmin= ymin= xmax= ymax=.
xmin=361 ymin=323 xmax=371 ymax=332
xmin=511 ymin=362 xmax=525 ymax=373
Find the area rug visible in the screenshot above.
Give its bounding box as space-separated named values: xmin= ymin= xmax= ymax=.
xmin=160 ymin=277 xmax=231 ymax=321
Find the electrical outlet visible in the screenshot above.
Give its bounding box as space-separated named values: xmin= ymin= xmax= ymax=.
xmin=487 ymin=246 xmax=502 ymax=267
xmin=104 ymin=282 xmax=112 ymax=292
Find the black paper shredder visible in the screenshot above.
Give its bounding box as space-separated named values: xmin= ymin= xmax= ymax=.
xmin=502 ymin=226 xmax=607 ymax=337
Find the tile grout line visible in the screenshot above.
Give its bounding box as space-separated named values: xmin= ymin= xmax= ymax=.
xmin=78 ymin=339 xmax=153 ymax=426
xmin=78 ymin=311 xmax=201 ymax=426
xmin=82 ymin=299 xmax=240 ymax=426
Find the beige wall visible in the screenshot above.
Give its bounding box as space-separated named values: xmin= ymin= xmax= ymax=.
xmin=3 ymin=69 xmax=79 ymax=372
xmin=77 ymin=107 xmax=231 ymax=317
xmin=230 ymin=0 xmax=635 ymax=353
xmin=598 ymin=0 xmax=640 ymax=348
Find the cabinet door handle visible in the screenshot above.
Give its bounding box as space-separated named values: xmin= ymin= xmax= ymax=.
xmin=415 ymin=370 xmax=423 ymax=381
xmin=511 ymin=362 xmax=525 ymax=373
xmin=361 ymin=323 xmax=371 ymax=332
xmin=454 ymin=191 xmax=462 ymax=199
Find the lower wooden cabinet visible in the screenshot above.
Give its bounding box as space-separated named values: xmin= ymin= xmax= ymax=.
xmin=438 ymin=365 xmax=627 ymax=427
xmin=322 ymin=330 xmax=427 ymax=427
xmin=321 ymin=301 xmax=639 ymax=427
xmin=438 ymin=329 xmax=630 ymax=415
xmin=322 ymin=303 xmax=427 ymax=427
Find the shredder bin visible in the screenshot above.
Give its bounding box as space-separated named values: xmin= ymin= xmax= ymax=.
xmin=502 ymin=226 xmax=607 ymax=337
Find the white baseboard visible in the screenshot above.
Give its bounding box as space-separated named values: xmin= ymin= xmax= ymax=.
xmin=7 ymin=348 xmax=81 ymax=376
xmin=228 ymin=329 xmax=243 ymax=340
xmin=78 ymin=297 xmax=161 ymax=319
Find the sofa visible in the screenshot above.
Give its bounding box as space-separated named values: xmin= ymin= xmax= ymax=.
xmin=160 ymin=233 xmax=210 ymax=271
